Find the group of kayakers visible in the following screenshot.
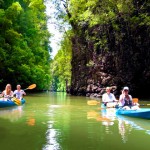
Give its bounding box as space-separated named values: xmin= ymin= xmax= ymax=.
xmin=102 ymin=86 xmax=139 ymax=110
xmin=0 ymin=84 xmax=26 ymax=100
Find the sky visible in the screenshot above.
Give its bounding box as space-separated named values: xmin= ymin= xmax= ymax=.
xmin=45 ymin=1 xmax=63 ymax=58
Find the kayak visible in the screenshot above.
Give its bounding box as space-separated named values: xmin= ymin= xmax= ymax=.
xmin=0 ymin=98 xmax=25 ymax=108
xmin=116 ymin=108 xmax=150 ymax=119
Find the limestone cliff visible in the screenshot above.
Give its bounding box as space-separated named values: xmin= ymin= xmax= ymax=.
xmin=70 ymin=16 xmax=150 ymax=98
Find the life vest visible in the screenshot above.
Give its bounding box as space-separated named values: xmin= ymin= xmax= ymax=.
xmin=124 ymin=97 xmax=132 ymax=106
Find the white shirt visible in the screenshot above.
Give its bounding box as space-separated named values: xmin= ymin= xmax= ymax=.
xmin=119 ymin=94 xmax=132 ymax=106
xmin=13 ymin=90 xmax=25 ymax=99
xmin=102 ymin=93 xmax=116 ymax=103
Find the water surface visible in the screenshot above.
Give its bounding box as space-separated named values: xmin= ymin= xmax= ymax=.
xmin=0 ymin=92 xmax=150 ymax=150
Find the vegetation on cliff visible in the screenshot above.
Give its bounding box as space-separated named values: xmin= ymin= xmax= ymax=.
xmin=52 ymin=0 xmax=150 ymax=98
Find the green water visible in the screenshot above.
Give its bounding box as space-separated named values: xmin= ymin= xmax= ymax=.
xmin=0 ymin=92 xmax=150 ymax=150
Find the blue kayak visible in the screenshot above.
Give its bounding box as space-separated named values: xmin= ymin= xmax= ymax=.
xmin=116 ymin=108 xmax=150 ymax=119
xmin=0 ymin=98 xmax=25 ymax=108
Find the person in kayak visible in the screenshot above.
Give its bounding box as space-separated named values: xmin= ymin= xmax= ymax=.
xmin=1 ymin=84 xmax=14 ymax=100
xmin=13 ymin=84 xmax=26 ymax=100
xmin=102 ymin=87 xmax=118 ymax=107
xmin=119 ymin=87 xmax=139 ymax=110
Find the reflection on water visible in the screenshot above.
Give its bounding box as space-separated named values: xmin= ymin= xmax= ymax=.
xmin=1 ymin=93 xmax=150 ymax=150
xmin=101 ymin=108 xmax=116 ymax=126
xmin=43 ymin=122 xmax=61 ymax=150
xmin=87 ymin=104 xmax=150 ymax=144
xmin=117 ymin=115 xmax=150 ymax=142
xmin=26 ymin=118 xmax=36 ymax=126
xmin=0 ymin=106 xmax=23 ymax=122
xmin=43 ymin=104 xmax=61 ymax=150
xmin=117 ymin=116 xmax=133 ymax=143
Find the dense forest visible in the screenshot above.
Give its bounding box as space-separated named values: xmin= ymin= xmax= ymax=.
xmin=0 ymin=0 xmax=51 ymax=90
xmin=50 ymin=32 xmax=72 ymax=92
xmin=0 ymin=0 xmax=150 ymax=98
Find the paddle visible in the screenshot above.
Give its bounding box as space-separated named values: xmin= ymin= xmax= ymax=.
xmin=140 ymin=104 xmax=150 ymax=106
xmin=11 ymin=97 xmax=21 ymax=105
xmin=87 ymin=100 xmax=118 ymax=106
xmin=132 ymin=98 xmax=139 ymax=103
xmin=24 ymin=84 xmax=36 ymax=91
xmin=132 ymin=98 xmax=150 ymax=106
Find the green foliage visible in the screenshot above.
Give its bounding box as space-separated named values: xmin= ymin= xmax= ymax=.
xmin=0 ymin=0 xmax=51 ymax=90
xmin=50 ymin=32 xmax=72 ymax=91
xmin=86 ymin=60 xmax=94 ymax=67
xmin=51 ymin=0 xmax=150 ymax=97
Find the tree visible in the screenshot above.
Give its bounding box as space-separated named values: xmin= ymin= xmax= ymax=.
xmin=50 ymin=31 xmax=72 ymax=91
xmin=0 ymin=0 xmax=51 ymax=90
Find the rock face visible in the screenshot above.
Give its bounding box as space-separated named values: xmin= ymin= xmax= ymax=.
xmin=70 ymin=17 xmax=150 ymax=98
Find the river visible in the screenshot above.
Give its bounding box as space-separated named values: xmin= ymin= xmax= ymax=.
xmin=0 ymin=92 xmax=150 ymax=150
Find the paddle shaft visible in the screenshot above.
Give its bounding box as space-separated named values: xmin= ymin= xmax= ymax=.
xmin=140 ymin=104 xmax=150 ymax=106
xmin=132 ymin=98 xmax=150 ymax=106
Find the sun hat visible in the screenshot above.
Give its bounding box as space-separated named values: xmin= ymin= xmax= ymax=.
xmin=123 ymin=86 xmax=129 ymax=91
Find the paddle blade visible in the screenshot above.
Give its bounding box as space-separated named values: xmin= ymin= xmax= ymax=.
xmin=12 ymin=98 xmax=21 ymax=105
xmin=140 ymin=104 xmax=150 ymax=106
xmin=133 ymin=98 xmax=139 ymax=103
xmin=26 ymin=84 xmax=36 ymax=90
